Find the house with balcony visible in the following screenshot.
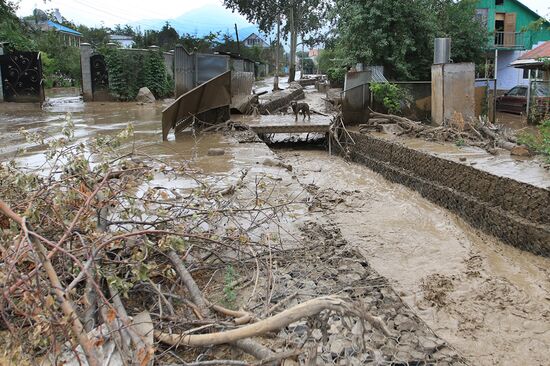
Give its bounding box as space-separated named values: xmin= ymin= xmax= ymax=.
xmin=475 ymin=0 xmax=550 ymax=91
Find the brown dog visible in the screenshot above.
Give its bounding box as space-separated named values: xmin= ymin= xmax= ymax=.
xmin=290 ymin=101 xmax=311 ymax=121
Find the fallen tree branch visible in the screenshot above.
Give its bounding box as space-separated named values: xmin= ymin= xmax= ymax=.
xmin=155 ymin=296 xmax=391 ymax=347
xmin=168 ymin=249 xmax=212 ymax=318
xmin=232 ymin=339 xmax=277 ymax=365
xmin=163 ymin=361 xmax=248 ymax=366
xmin=0 ymin=199 xmax=102 ymax=366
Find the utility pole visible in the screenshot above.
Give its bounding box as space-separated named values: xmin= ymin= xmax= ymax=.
xmin=234 ymin=23 xmax=240 ymax=55
xmin=301 ymin=40 xmax=305 ymax=77
xmin=288 ymin=1 xmax=296 ymax=83
xmin=273 ymin=14 xmax=280 ymax=91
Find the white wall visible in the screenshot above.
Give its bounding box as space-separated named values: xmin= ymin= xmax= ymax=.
xmin=495 ymin=42 xmax=546 ymax=91
xmin=496 ymin=50 xmax=526 ymax=91
xmin=119 ymin=40 xmax=135 ymax=48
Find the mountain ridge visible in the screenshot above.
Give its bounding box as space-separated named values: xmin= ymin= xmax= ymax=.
xmin=129 ymin=4 xmax=262 ymax=39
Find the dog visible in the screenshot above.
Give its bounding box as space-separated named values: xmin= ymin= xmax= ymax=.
xmin=290 ymin=101 xmax=311 ymax=121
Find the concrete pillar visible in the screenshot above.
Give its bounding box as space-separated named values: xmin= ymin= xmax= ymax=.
xmin=0 ymin=43 xmax=4 ymax=102
xmin=174 ymin=45 xmax=186 ymax=97
xmin=431 ymin=63 xmax=475 ymax=126
xmin=80 ymin=43 xmax=93 ymax=101
xmin=148 ymin=45 xmax=160 ymax=52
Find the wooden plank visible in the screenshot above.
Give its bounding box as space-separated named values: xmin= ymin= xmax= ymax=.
xmin=504 ymin=13 xmax=516 ymax=47
xmin=249 ymin=125 xmax=330 ymax=134
xmin=246 ymin=115 xmax=332 ymax=134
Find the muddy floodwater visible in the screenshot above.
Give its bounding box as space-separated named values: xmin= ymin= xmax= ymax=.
xmin=279 ymin=149 xmax=550 ymax=366
xmin=1 ymin=92 xmax=550 ymax=365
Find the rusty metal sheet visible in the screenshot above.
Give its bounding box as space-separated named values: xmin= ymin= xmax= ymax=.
xmin=162 ymin=71 xmax=231 ymax=140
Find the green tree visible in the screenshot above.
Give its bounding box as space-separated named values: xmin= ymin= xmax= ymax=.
xmin=223 ymin=0 xmax=327 ymax=83
xmin=0 ymin=1 xmax=35 ymax=50
xmin=36 ymin=31 xmax=81 ymax=86
xmin=158 ymin=22 xmax=179 ymax=51
xmin=328 ymin=0 xmax=487 ymax=80
xmin=144 ymin=51 xmax=170 ymax=98
xmin=112 ymin=24 xmax=136 ymax=37
xmin=78 ymin=25 xmax=112 ymax=49
xmin=434 ymin=0 xmax=487 ymax=66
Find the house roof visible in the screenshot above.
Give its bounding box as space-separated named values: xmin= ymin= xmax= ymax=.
xmin=511 ymin=41 xmax=550 ymax=69
xmin=519 ymin=41 xmax=550 ymax=60
xmin=513 ymin=0 xmax=550 ymax=24
xmin=46 ymin=20 xmax=81 ymax=36
xmin=242 ymin=33 xmax=267 ymax=44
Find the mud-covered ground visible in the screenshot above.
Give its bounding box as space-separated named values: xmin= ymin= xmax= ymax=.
xmin=1 ymin=87 xmax=549 ymax=365
xmin=277 ymin=148 xmax=550 ymax=366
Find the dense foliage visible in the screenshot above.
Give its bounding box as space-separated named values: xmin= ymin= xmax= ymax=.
xmin=518 ymin=119 xmax=550 ymax=162
xmin=0 ymin=1 xmax=36 ymax=50
xmin=370 ymin=82 xmax=410 ymax=115
xmin=37 ymin=32 xmax=81 ymax=87
xmin=317 ymin=48 xmax=348 ymax=86
xmin=104 ymin=48 xmax=173 ymax=101
xmin=223 ymin=0 xmax=328 ymax=81
xmin=326 ymin=0 xmax=487 ymax=81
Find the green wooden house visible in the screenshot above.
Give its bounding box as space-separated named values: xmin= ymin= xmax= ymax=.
xmin=475 ymin=0 xmax=550 ymax=90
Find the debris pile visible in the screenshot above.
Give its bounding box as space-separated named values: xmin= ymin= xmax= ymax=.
xmin=0 ymin=124 xmax=466 ymax=365
xmin=359 ymin=111 xmax=523 ymax=154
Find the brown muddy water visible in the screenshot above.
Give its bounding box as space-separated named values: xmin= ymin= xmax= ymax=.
xmin=1 ymin=92 xmax=550 ymax=365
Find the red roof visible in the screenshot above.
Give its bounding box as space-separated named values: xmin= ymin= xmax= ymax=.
xmin=519 ymin=41 xmax=550 ymax=60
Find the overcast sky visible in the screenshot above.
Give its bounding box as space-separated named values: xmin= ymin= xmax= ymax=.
xmin=15 ymin=0 xmax=230 ymax=27
xmin=14 ymin=0 xmax=550 ymax=28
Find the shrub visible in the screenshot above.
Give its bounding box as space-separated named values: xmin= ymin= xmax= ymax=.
xmin=370 ymin=82 xmax=409 ymax=115
xmin=327 ymin=66 xmax=346 ymax=87
xmin=518 ymin=118 xmax=550 ymax=161
xmin=104 ymin=48 xmax=173 ymax=101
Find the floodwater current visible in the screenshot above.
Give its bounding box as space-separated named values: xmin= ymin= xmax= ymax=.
xmin=1 ymin=91 xmax=549 ymax=365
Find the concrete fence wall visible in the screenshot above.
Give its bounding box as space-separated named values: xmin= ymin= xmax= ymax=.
xmin=81 ymin=44 xmax=232 ymax=101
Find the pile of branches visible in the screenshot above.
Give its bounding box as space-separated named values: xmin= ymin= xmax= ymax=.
xmin=360 ymin=111 xmax=520 ymax=152
xmin=0 ymin=121 xmax=386 ymax=365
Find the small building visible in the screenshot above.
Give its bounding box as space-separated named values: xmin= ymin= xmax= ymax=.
xmin=109 ymin=35 xmax=135 ymax=48
xmin=510 ymin=41 xmax=550 ymax=79
xmin=40 ymin=21 xmax=82 ymax=47
xmin=475 ymin=0 xmax=550 ymax=91
xmin=25 ymin=9 xmax=82 ymax=47
xmin=242 ymin=33 xmax=268 ymax=48
xmin=308 ymin=49 xmax=321 ymax=58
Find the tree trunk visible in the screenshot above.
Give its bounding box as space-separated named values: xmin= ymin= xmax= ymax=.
xmin=273 ymin=14 xmax=281 ymax=91
xmin=288 ymin=5 xmax=297 ymax=83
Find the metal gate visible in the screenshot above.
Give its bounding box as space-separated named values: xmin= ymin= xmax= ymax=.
xmin=90 ymin=54 xmax=110 ymax=101
xmin=0 ymin=51 xmax=44 ymax=102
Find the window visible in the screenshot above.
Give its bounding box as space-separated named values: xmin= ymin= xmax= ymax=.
xmin=523 ymin=69 xmax=542 ymax=80
xmin=516 ymin=87 xmax=527 ymax=96
xmin=496 ymin=0 xmax=504 ymax=5
xmin=476 ymin=8 xmax=488 ymax=28
xmin=523 ymin=69 xmax=538 ymax=79
xmin=507 ymin=87 xmax=520 ymax=96
xmin=507 ymin=87 xmax=527 ymax=96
